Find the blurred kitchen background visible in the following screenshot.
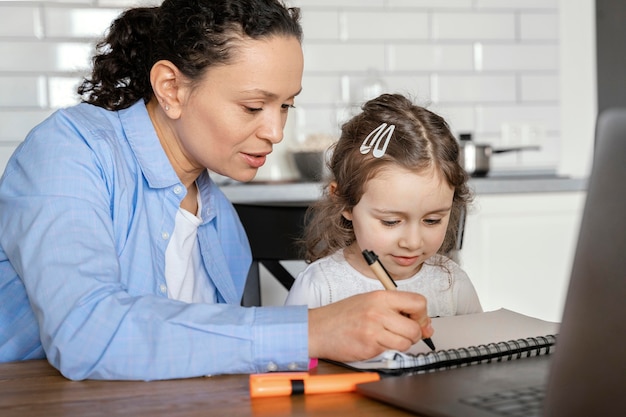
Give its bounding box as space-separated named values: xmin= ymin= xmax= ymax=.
xmin=0 ymin=0 xmax=598 ymax=179
xmin=1 ymin=0 xmax=622 ymax=321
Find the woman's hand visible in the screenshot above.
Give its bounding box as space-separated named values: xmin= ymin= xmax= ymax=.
xmin=308 ymin=290 xmax=433 ymax=362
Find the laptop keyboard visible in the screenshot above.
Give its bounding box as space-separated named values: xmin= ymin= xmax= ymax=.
xmin=460 ymin=385 xmax=545 ymax=416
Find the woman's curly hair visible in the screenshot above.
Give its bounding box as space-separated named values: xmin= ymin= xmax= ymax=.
xmin=78 ymin=0 xmax=302 ymax=110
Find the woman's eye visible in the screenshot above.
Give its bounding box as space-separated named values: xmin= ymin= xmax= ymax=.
xmin=245 ymin=106 xmax=263 ymax=113
xmin=281 ymin=104 xmax=296 ymax=112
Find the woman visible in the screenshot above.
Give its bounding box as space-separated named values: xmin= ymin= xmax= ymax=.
xmin=0 ymin=0 xmax=432 ymax=380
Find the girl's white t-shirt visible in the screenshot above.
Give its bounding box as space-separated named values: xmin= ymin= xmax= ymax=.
xmin=285 ymin=249 xmax=482 ymax=317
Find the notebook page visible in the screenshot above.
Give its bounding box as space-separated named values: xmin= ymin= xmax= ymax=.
xmin=407 ymin=308 xmax=560 ymax=356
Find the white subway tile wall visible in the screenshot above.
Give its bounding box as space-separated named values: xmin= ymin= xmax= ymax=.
xmin=0 ymin=0 xmax=560 ymax=173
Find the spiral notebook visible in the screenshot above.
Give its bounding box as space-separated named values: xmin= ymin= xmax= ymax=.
xmin=342 ymin=308 xmax=558 ymax=375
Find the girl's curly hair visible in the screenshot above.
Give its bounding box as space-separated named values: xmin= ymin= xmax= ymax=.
xmin=302 ymin=93 xmax=472 ymax=263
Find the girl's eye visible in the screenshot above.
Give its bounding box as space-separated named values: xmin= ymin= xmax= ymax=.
xmin=381 ymin=219 xmax=400 ymax=227
xmin=424 ymin=218 xmax=442 ymax=226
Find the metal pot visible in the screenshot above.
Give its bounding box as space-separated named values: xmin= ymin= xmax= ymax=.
xmin=458 ymin=134 xmax=540 ymax=177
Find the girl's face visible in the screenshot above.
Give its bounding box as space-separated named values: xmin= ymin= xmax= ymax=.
xmin=342 ymin=166 xmax=454 ymax=280
xmin=173 ymin=35 xmax=304 ymax=182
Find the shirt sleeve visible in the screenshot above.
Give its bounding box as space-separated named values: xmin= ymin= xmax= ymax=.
xmin=453 ymin=268 xmax=484 ymax=314
xmin=284 ymin=262 xmax=328 ymax=309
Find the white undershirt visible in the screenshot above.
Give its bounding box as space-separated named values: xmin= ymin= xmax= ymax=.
xmin=165 ymin=194 xmax=216 ymax=303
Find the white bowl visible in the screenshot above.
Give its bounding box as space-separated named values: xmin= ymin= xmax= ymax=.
xmin=291 ymin=151 xmax=328 ymax=182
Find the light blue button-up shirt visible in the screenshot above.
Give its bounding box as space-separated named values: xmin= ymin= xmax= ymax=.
xmin=0 ymin=101 xmax=309 ymax=380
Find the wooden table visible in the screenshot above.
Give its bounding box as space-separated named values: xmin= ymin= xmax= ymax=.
xmin=0 ymin=360 xmax=415 ymax=417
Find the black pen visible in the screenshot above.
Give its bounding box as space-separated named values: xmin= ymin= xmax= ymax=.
xmin=362 ymin=249 xmax=436 ymax=351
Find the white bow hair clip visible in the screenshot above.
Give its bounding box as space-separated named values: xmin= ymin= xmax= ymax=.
xmin=359 ymin=122 xmax=395 ymax=158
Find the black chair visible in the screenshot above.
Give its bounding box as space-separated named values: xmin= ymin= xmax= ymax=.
xmin=235 ymin=202 xmax=311 ymax=306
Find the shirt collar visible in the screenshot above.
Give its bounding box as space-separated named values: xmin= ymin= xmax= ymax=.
xmin=118 ymin=100 xmax=179 ymax=189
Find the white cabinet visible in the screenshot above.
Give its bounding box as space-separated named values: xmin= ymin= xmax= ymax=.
xmin=459 ymin=191 xmax=586 ymax=322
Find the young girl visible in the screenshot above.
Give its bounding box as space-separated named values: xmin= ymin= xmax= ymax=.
xmin=285 ymin=93 xmax=482 ymax=317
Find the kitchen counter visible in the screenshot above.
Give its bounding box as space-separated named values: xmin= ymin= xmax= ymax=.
xmin=220 ymin=175 xmax=587 ymax=204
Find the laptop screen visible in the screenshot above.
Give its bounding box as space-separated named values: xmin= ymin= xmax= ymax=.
xmin=543 ymin=108 xmax=626 ymax=416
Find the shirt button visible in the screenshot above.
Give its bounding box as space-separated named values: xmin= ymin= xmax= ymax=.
xmin=173 ymin=185 xmax=183 ymax=195
xmin=159 ymin=284 xmax=167 ymax=294
xmin=266 ymin=362 xmax=278 ymax=372
xmin=288 ymin=362 xmax=298 ymax=371
xmin=161 ymin=231 xmax=170 ymax=240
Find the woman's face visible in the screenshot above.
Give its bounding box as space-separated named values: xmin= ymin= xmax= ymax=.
xmin=173 ymin=35 xmax=304 ymax=182
xmin=343 ymin=166 xmax=454 ymax=281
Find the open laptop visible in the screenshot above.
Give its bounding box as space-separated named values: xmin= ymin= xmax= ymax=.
xmin=356 ymin=108 xmax=626 ymax=417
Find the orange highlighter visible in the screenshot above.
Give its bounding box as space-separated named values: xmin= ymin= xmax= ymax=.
xmin=249 ymin=372 xmax=381 ymax=398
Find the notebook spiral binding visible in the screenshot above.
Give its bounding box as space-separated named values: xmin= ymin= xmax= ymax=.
xmin=382 ymin=334 xmax=557 ymax=376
